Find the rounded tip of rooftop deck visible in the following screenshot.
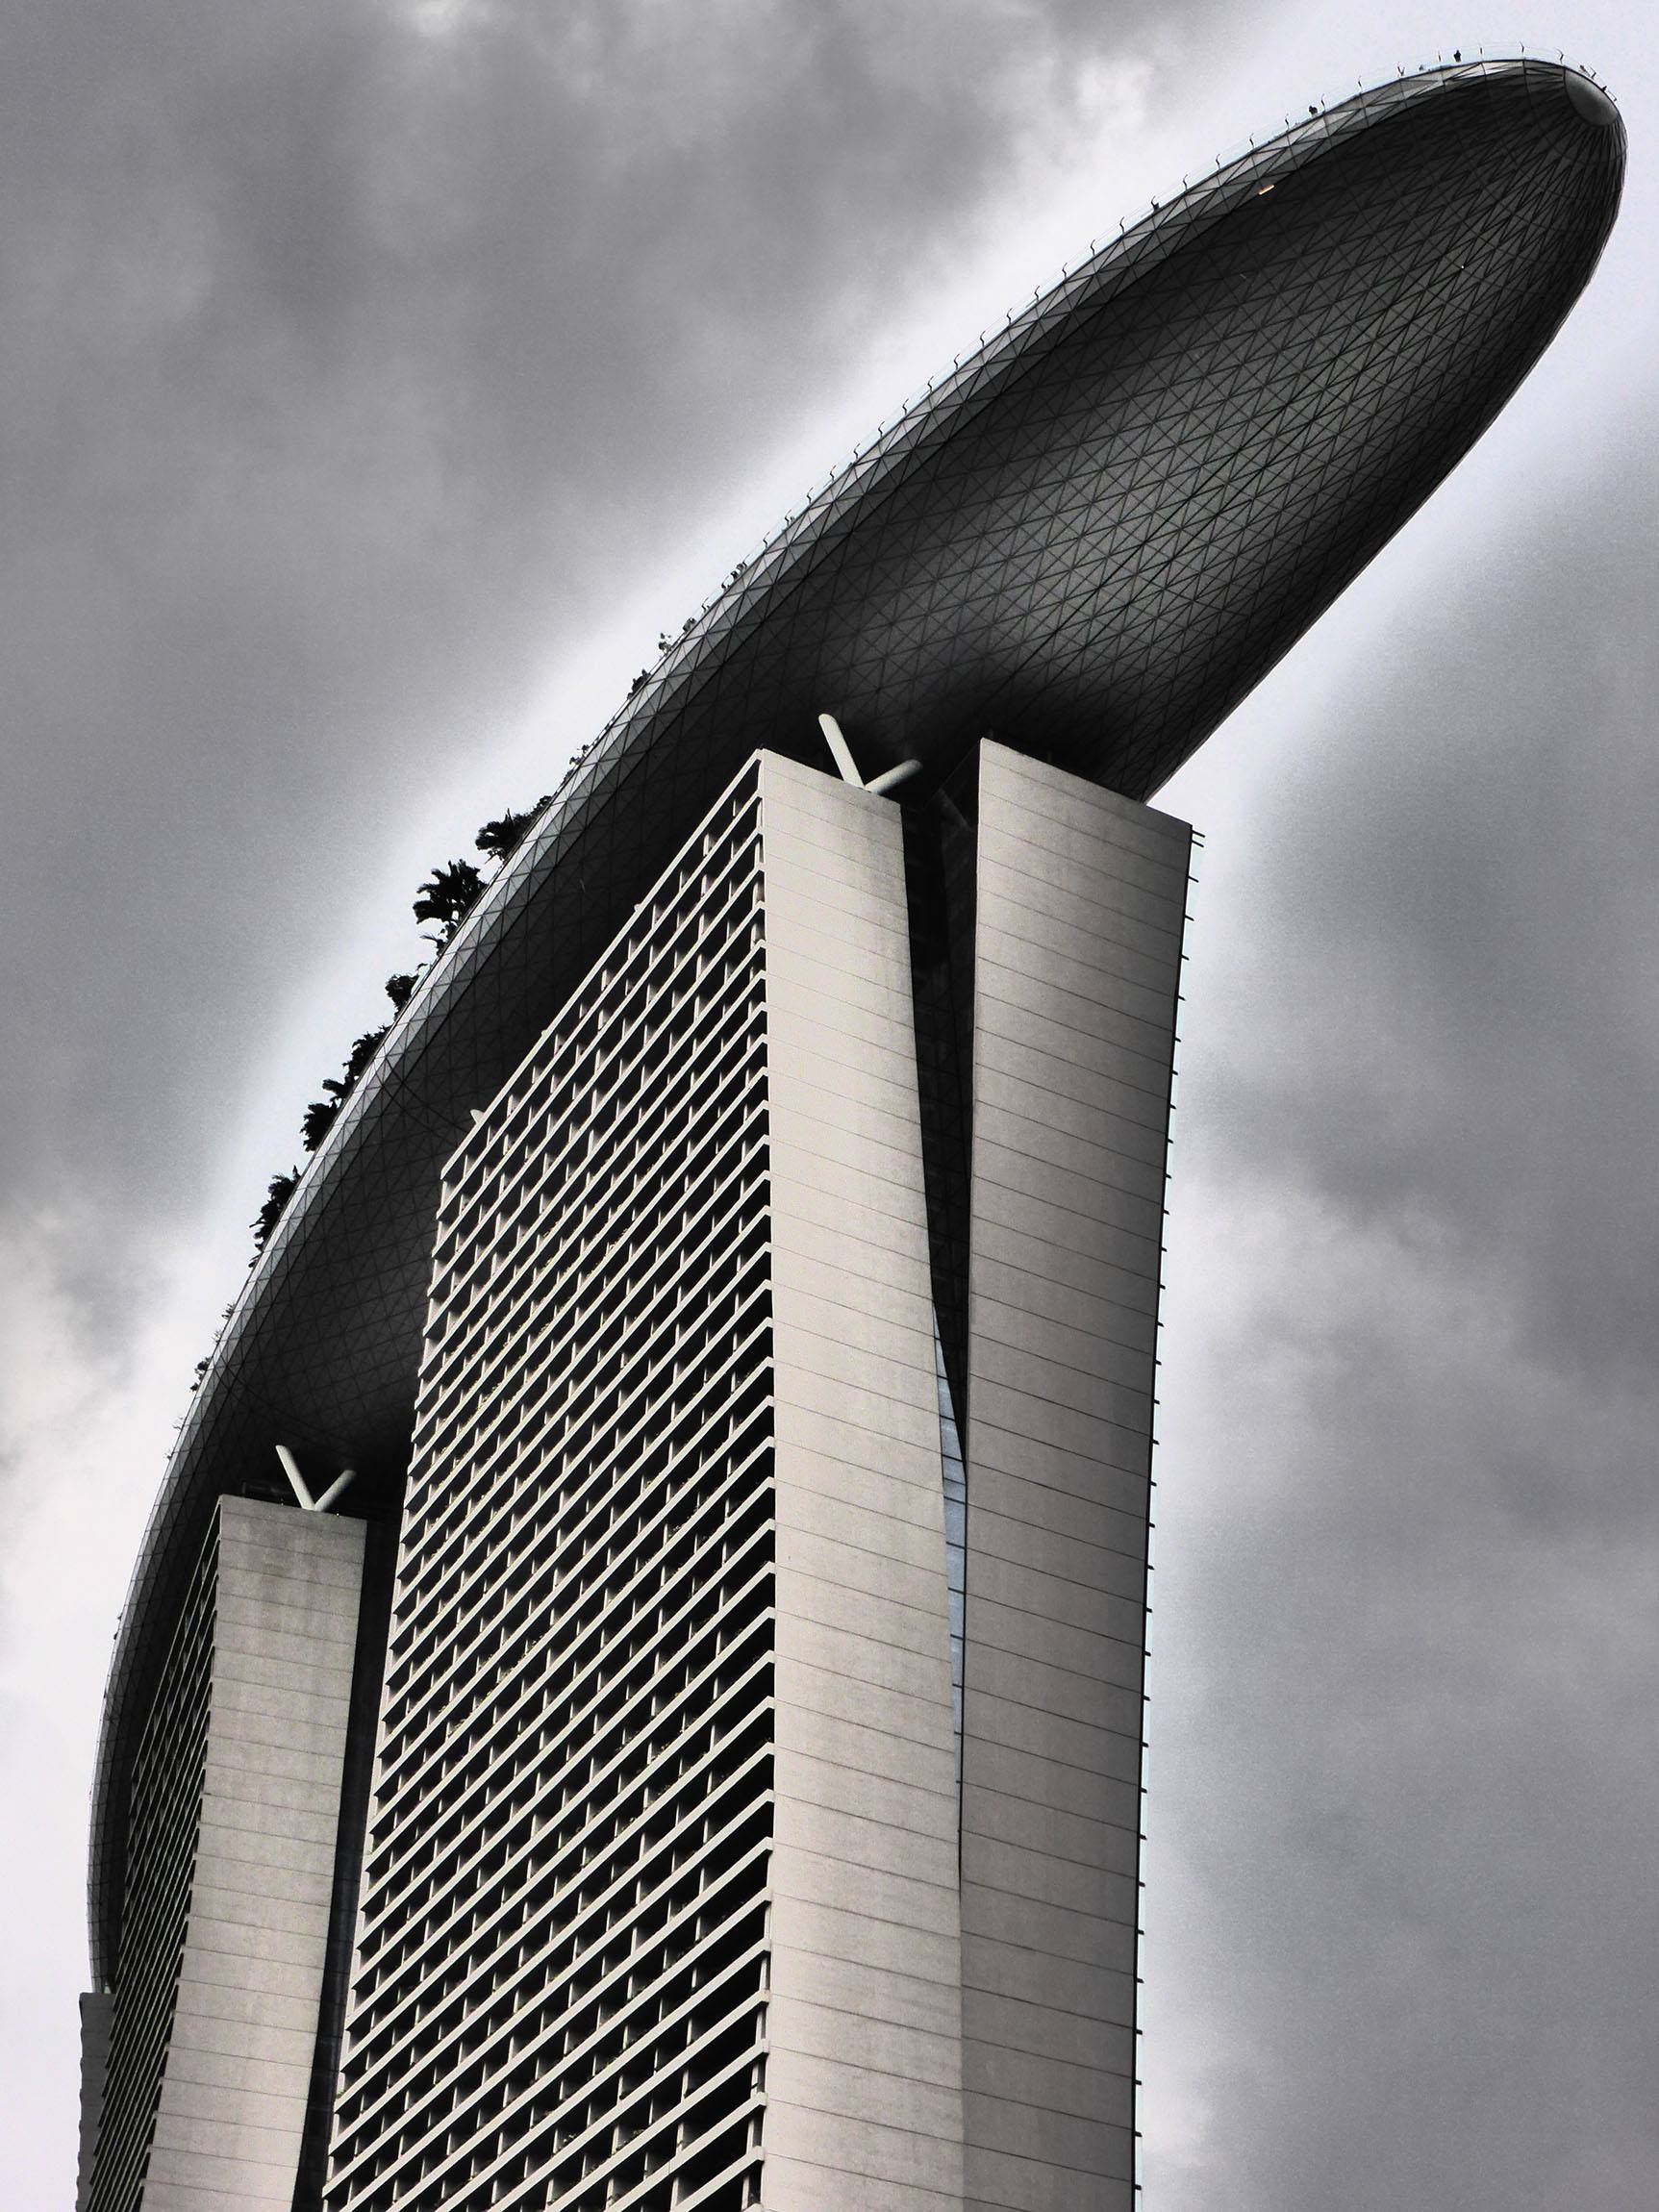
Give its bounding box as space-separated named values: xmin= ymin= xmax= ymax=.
xmin=1563 ymin=71 xmax=1621 ymax=131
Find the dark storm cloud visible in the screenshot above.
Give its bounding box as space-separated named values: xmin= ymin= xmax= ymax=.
xmin=1219 ymin=452 xmax=1659 ymax=1411
xmin=1146 ymin=415 xmax=1659 ymax=2209
xmin=0 ymin=0 xmax=1171 ymax=1310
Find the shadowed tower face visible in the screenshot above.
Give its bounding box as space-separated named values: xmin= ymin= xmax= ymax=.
xmin=76 ymin=57 xmax=1622 ymax=2212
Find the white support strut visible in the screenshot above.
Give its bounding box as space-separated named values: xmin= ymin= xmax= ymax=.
xmin=867 ymin=758 xmax=922 ymax=796
xmin=275 ymin=1444 xmax=315 ymax=1510
xmin=817 ymin=713 xmax=863 ymax=787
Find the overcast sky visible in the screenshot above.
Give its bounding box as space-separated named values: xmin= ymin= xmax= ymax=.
xmin=2 ymin=3 xmax=1655 ymax=2205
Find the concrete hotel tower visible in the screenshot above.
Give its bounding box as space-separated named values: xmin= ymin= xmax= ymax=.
xmin=314 ymin=747 xmax=1187 ymax=2209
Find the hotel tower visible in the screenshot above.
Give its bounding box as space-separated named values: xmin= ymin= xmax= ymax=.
xmin=77 ymin=58 xmax=1621 ymax=2212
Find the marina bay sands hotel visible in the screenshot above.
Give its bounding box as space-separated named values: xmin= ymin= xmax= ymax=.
xmin=77 ymin=58 xmax=1621 ymax=2212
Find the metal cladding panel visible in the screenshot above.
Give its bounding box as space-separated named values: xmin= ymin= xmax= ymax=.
xmin=762 ymin=754 xmax=966 ymax=2210
xmin=959 ymin=742 xmax=1190 ymax=2212
xmin=77 ymin=1994 xmax=114 ymax=2212
xmin=92 ymin=52 xmax=1621 ymax=2009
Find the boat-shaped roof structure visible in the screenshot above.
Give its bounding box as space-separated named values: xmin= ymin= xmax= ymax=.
xmin=89 ymin=55 xmax=1623 ymax=1978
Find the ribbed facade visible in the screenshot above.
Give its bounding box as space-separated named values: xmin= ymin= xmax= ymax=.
xmin=87 ymin=1521 xmax=217 ymax=2212
xmin=327 ymin=764 xmax=775 ymax=2211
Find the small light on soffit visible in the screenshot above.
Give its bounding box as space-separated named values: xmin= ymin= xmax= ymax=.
xmin=1257 ymin=183 xmax=1275 ymax=196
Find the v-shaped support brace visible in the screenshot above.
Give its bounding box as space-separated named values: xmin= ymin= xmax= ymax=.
xmin=275 ymin=1443 xmax=357 ymax=1514
xmin=817 ymin=713 xmax=921 ymax=797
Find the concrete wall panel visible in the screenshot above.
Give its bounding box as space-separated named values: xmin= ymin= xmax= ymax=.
xmin=961 ymin=742 xmax=1190 ymax=2212
xmin=142 ymin=1499 xmax=363 ymax=2212
xmin=761 ymin=753 xmax=965 ymax=2209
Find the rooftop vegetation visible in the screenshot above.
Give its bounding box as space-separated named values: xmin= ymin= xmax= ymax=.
xmin=215 ymin=572 xmax=765 ymax=1376
xmin=243 ymin=792 xmax=554 ymax=1266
